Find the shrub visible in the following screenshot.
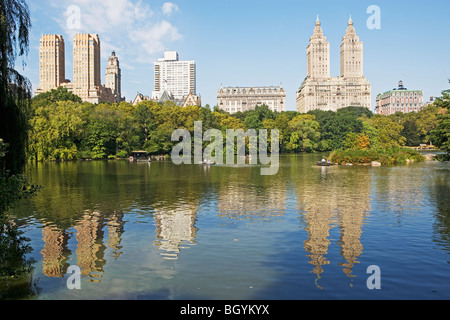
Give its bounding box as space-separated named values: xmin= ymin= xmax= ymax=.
xmin=329 ymin=148 xmax=424 ymax=165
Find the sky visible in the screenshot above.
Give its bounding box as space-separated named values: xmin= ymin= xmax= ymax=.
xmin=17 ymin=0 xmax=450 ymax=111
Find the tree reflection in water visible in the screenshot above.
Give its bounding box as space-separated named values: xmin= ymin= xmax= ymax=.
xmin=0 ymin=219 xmax=39 ymax=299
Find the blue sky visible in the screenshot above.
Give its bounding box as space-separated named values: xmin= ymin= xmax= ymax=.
xmin=18 ymin=0 xmax=450 ymax=111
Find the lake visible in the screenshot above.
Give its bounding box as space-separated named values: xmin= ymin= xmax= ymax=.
xmin=2 ymin=154 xmax=449 ymax=300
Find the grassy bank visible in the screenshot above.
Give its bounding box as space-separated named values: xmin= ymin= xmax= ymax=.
xmin=329 ymin=147 xmax=425 ymax=165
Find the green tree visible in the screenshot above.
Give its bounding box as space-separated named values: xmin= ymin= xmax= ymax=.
xmin=309 ymin=110 xmax=365 ymax=151
xmin=415 ymin=105 xmax=441 ymax=144
xmin=29 ymin=101 xmax=84 ymax=161
xmin=32 ymin=86 xmax=82 ymax=104
xmin=80 ymin=105 xmax=121 ymax=159
xmin=0 ymin=0 xmax=32 ymax=175
xmin=242 ymin=104 xmax=276 ymax=130
xmin=0 ymin=139 xmax=38 ymax=288
xmin=363 ymin=115 xmax=406 ymax=149
xmin=287 ymin=114 xmax=321 ymax=153
xmin=432 ymin=81 xmax=450 ymax=160
xmin=274 ymin=112 xmax=294 ymax=153
xmin=199 ymin=105 xmax=220 ymax=131
xmin=401 ymin=116 xmax=421 ymax=147
xmin=134 ymin=103 xmax=155 ymax=143
xmin=434 ymin=80 xmax=450 ymax=110
xmin=116 ymin=105 xmax=140 ymax=157
xmin=344 ymin=132 xmax=371 ymax=150
xmin=432 ymin=113 xmax=450 ymax=161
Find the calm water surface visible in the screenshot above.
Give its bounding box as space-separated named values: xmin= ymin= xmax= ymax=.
xmin=2 ymin=154 xmax=449 ymax=300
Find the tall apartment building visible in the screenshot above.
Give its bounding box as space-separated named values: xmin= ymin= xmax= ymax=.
xmin=105 ymin=51 xmax=122 ymax=103
xmin=152 ymin=51 xmax=196 ymax=101
xmin=296 ymin=17 xmax=371 ymax=113
xmin=36 ymin=33 xmax=117 ymax=103
xmin=217 ymin=85 xmax=286 ymax=114
xmin=37 ymin=35 xmax=67 ymax=94
xmin=375 ymin=81 xmax=424 ymax=115
xmin=72 ymin=34 xmax=102 ymax=103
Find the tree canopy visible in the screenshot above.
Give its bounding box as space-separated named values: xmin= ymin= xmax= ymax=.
xmin=0 ymin=0 xmax=32 ymax=175
xmin=26 ymin=91 xmax=447 ymax=162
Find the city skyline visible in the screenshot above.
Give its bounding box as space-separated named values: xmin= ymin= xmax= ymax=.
xmin=18 ymin=0 xmax=450 ymax=111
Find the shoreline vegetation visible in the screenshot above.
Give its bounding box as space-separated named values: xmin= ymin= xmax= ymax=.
xmin=26 ymin=86 xmax=449 ymax=165
xmin=328 ymin=147 xmax=426 ymax=166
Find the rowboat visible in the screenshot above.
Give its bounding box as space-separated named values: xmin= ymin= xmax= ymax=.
xmin=316 ymin=161 xmax=336 ymax=167
xmin=130 ymin=151 xmax=151 ymax=162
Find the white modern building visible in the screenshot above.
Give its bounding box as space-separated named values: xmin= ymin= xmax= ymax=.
xmin=152 ymin=51 xmax=196 ymax=101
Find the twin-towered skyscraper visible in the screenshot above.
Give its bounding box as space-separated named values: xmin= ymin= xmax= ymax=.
xmin=296 ymin=16 xmax=372 ymax=113
xmin=37 ymin=34 xmax=123 ymax=104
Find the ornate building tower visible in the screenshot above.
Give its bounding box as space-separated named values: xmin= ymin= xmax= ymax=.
xmin=307 ymin=16 xmax=330 ymax=79
xmin=296 ymin=17 xmax=371 ymax=113
xmin=340 ymin=16 xmax=364 ymax=79
xmin=105 ymin=51 xmax=122 ymax=103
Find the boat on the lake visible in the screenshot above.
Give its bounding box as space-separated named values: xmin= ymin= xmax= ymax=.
xmin=130 ymin=151 xmax=151 ymax=162
xmin=316 ymin=161 xmax=336 ymax=167
xmin=200 ymin=159 xmax=216 ymax=166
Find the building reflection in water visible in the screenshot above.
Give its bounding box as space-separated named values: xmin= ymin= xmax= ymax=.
xmin=106 ymin=212 xmax=125 ymax=260
xmin=301 ymin=202 xmax=334 ymax=288
xmin=40 ymin=210 xmax=125 ymax=282
xmin=298 ymin=166 xmax=370 ymax=287
xmin=40 ymin=227 xmax=71 ymax=277
xmin=217 ymin=171 xmax=287 ymax=221
xmin=153 ymin=202 xmax=199 ymax=260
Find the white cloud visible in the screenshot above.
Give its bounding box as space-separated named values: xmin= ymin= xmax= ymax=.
xmin=49 ymin=0 xmax=181 ymax=63
xmin=162 ymin=2 xmax=179 ymax=16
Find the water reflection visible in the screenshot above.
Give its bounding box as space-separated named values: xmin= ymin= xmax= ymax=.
xmin=106 ymin=212 xmax=125 ymax=260
xmin=0 ymin=220 xmax=39 ymax=299
xmin=4 ymin=156 xmax=450 ymax=299
xmin=428 ymin=164 xmax=450 ymax=252
xmin=40 ymin=210 xmax=126 ymax=282
xmin=41 ymin=227 xmax=71 ymax=277
xmin=154 ymin=202 xmax=199 ymax=260
xmin=297 ymin=165 xmax=370 ymax=286
xmin=217 ymin=168 xmax=287 ymax=221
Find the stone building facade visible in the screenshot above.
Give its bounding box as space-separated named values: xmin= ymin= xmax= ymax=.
xmin=375 ymin=81 xmax=424 ymax=115
xmin=36 ymin=34 xmax=68 ymax=95
xmin=105 ymin=51 xmax=123 ymax=103
xmin=217 ymin=85 xmax=286 ymax=114
xmin=296 ymin=17 xmax=372 ymax=113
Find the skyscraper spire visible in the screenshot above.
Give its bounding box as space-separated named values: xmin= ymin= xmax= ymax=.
xmin=106 ymin=50 xmax=122 ymax=103
xmin=307 ymin=16 xmax=330 ymax=79
xmin=341 ymin=17 xmax=363 ymax=78
xmin=344 ymin=15 xmax=357 ymax=38
xmin=297 ymin=16 xmax=371 ymax=114
xmin=312 ymin=14 xmax=324 ymax=38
